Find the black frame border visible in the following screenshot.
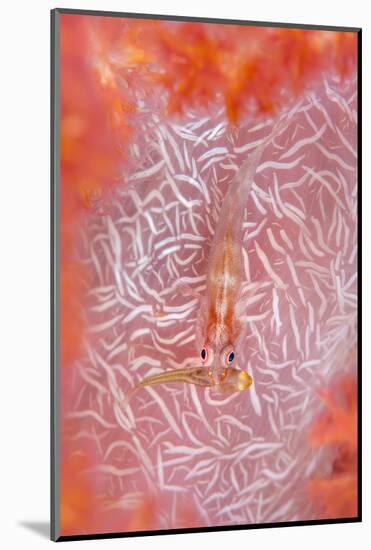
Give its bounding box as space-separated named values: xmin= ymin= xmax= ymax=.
xmin=51 ymin=7 xmax=362 ymax=543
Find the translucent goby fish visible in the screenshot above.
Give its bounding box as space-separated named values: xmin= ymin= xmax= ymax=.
xmin=121 ymin=366 xmax=253 ymax=411
xmin=195 ymin=117 xmax=289 ymax=384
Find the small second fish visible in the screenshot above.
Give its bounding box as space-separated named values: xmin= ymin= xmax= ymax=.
xmin=121 ymin=366 xmax=253 ymax=411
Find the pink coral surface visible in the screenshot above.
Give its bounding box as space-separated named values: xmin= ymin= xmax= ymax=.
xmin=59 ymin=15 xmax=358 ymax=536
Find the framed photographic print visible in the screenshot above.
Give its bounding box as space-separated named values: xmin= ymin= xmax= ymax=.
xmin=51 ymin=8 xmax=361 ymax=542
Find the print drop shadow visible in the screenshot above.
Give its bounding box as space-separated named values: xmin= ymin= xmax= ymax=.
xmin=18 ymin=520 xmax=49 ymax=539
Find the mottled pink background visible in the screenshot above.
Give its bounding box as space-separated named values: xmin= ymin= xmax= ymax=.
xmin=65 ymin=70 xmax=357 ymax=531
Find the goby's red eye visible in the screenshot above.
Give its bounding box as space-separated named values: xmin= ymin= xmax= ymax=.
xmin=201 ymin=345 xmax=214 ymax=366
xmin=221 ymin=345 xmax=235 ymax=368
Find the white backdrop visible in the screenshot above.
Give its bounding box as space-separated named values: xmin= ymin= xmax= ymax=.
xmin=0 ymin=0 xmax=368 ymax=548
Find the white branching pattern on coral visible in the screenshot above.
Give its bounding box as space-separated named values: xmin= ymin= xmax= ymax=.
xmin=68 ymin=75 xmax=357 ymax=529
